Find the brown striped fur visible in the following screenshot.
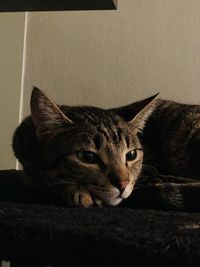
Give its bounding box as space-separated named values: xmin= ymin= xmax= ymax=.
xmin=13 ymin=88 xmax=156 ymax=207
xmin=12 ymin=88 xmax=200 ymax=209
xmin=142 ymin=99 xmax=200 ymax=178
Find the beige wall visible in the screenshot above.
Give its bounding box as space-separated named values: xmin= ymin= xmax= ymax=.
xmin=23 ymin=0 xmax=200 ymax=117
xmin=2 ymin=0 xmax=199 ymax=256
xmin=2 ymin=0 xmax=200 ymax=167
xmin=0 ymin=13 xmax=25 ymax=169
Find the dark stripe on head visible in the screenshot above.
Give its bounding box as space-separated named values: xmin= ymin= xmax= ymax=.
xmin=84 ymin=110 xmax=99 ymax=124
xmin=98 ymin=126 xmax=110 ymax=142
xmin=94 ymin=135 xmax=101 ymax=150
xmin=125 ymin=134 xmax=130 ymax=148
xmin=110 ymin=127 xmax=120 ymax=144
xmin=117 ymin=128 xmax=122 ymax=142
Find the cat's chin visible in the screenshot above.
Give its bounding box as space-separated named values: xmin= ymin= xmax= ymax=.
xmin=106 ymin=189 xmax=133 ymax=206
xmin=105 ymin=185 xmax=134 ymax=206
xmin=105 ymin=197 xmax=123 ymax=206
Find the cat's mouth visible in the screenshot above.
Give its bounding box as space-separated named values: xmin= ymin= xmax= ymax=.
xmin=87 ymin=183 xmax=134 ymax=206
xmin=105 ymin=197 xmax=123 ymax=206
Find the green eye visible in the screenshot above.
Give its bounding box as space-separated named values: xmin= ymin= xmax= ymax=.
xmin=126 ymin=150 xmax=137 ymax=161
xmin=76 ymin=151 xmax=99 ymax=164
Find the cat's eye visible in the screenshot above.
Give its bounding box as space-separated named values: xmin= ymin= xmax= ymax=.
xmin=126 ymin=150 xmax=137 ymax=161
xmin=76 ymin=151 xmax=99 ymax=164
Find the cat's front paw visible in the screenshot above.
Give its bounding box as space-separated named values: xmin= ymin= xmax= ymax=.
xmin=62 ymin=185 xmax=102 ymax=208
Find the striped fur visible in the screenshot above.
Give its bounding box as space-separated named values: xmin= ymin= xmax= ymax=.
xmin=13 ymin=88 xmax=200 ymax=209
xmin=13 ymin=88 xmax=156 ymax=207
xmin=142 ymin=99 xmax=200 ymax=178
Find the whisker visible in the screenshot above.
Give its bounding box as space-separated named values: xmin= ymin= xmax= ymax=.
xmin=133 ymin=183 xmax=153 ymax=190
xmin=46 ymin=181 xmax=78 ymax=187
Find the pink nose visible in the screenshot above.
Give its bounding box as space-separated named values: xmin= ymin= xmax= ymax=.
xmin=118 ymin=180 xmax=129 ymax=191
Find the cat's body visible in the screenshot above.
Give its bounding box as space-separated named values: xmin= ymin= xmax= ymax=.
xmin=142 ymin=99 xmax=200 ymax=178
xmin=12 ymin=88 xmax=200 ymax=209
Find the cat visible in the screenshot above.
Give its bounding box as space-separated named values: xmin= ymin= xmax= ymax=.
xmin=12 ymin=87 xmax=158 ymax=207
xmin=12 ymin=87 xmax=200 ymax=210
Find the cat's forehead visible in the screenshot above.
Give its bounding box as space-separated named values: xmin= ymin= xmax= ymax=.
xmin=60 ymin=105 xmax=139 ymax=149
xmin=60 ymin=105 xmax=120 ymax=125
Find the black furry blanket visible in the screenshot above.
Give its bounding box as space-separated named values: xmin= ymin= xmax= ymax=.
xmin=0 ymin=170 xmax=200 ymax=267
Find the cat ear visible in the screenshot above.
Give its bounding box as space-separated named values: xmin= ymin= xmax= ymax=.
xmin=30 ymin=87 xmax=73 ymax=141
xmin=113 ymin=93 xmax=159 ymax=131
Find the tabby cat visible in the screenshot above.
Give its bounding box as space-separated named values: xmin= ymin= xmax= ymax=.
xmin=12 ymin=87 xmax=200 ymax=210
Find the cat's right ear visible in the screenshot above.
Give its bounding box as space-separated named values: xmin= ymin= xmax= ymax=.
xmin=30 ymin=87 xmax=73 ymax=141
xmin=112 ymin=93 xmax=159 ymax=131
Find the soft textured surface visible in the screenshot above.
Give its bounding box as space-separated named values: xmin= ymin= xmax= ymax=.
xmin=0 ymin=203 xmax=200 ymax=266
xmin=0 ymin=170 xmax=200 ymax=266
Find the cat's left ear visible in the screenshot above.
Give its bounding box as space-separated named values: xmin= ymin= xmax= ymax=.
xmin=30 ymin=87 xmax=73 ymax=141
xmin=112 ymin=93 xmax=159 ymax=131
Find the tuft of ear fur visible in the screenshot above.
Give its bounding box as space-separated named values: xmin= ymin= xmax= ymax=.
xmin=30 ymin=87 xmax=73 ymax=141
xmin=112 ymin=93 xmax=159 ymax=131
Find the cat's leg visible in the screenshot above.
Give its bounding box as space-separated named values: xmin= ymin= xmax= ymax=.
xmin=140 ymin=164 xmax=198 ymax=184
xmin=122 ymin=166 xmax=200 ymax=211
xmin=62 ymin=185 xmax=102 ymax=208
xmin=26 ymin=173 xmax=102 ymax=208
xmin=153 ymin=181 xmax=200 ymax=211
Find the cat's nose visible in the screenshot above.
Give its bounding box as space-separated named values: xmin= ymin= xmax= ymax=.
xmin=118 ymin=180 xmax=129 ymax=191
xmin=108 ymin=174 xmax=129 ymax=191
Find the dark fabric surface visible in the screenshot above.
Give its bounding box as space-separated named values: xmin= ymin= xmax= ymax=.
xmin=0 ymin=202 xmax=200 ymax=266
xmin=0 ymin=170 xmax=200 ymax=266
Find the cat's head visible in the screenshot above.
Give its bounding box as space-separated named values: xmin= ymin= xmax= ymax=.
xmin=31 ymin=87 xmax=158 ymax=206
